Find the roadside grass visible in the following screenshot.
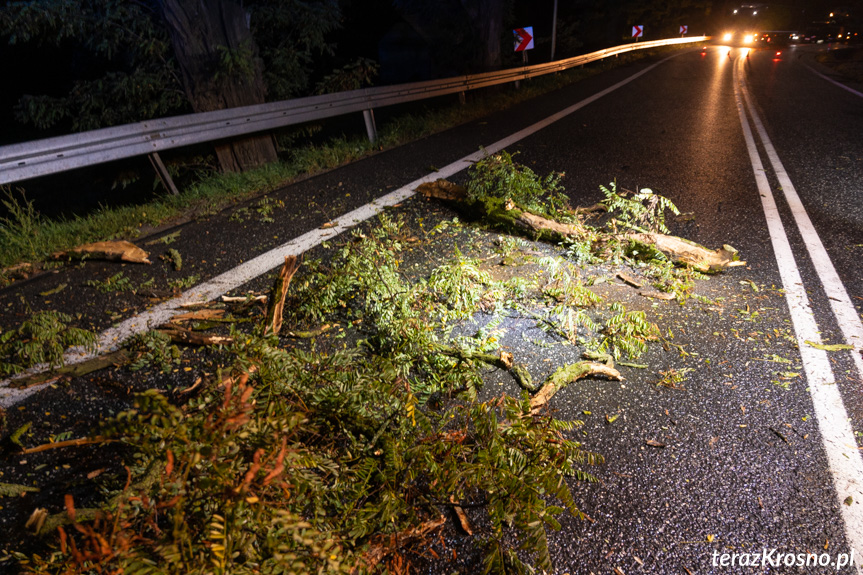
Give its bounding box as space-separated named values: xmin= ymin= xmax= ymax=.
xmin=1 ymin=46 xmax=685 ymax=276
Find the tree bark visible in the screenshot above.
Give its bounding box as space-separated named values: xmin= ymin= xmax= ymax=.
xmin=459 ymin=0 xmax=503 ymax=72
xmin=158 ymin=0 xmax=278 ymax=172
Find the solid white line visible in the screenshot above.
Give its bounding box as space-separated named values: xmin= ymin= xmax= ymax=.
xmin=0 ymin=53 xmax=682 ymax=407
xmin=802 ymin=62 xmax=863 ymax=98
xmin=735 ymin=57 xmax=863 ymax=574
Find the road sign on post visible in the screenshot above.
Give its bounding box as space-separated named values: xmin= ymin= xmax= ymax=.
xmin=514 ymin=27 xmax=534 ymax=51
xmin=632 ymin=25 xmax=643 ymax=39
xmin=680 ymin=25 xmax=688 ymax=35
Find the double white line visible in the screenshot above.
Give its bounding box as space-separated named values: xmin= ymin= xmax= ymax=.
xmin=733 ymin=54 xmax=863 ymax=572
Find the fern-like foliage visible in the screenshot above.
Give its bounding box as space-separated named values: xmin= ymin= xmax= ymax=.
xmin=0 ymin=310 xmax=96 ymax=376
xmin=600 ymin=181 xmax=680 ymax=234
xmin=467 ymin=150 xmax=569 ymax=218
xmin=591 ymin=302 xmax=660 ymax=360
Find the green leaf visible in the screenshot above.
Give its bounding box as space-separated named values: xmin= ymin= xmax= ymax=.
xmin=804 ymin=341 xmax=854 ymax=351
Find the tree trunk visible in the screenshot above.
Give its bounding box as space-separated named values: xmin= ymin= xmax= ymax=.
xmin=460 ymin=0 xmax=503 ymax=72
xmin=158 ymin=0 xmax=278 ymax=172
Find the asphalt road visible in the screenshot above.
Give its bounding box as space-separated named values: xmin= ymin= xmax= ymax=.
xmin=495 ymin=44 xmax=863 ymax=573
xmin=2 ymin=44 xmax=863 ymax=574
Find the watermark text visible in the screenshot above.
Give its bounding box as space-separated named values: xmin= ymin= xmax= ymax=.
xmin=712 ymin=549 xmax=856 ymax=570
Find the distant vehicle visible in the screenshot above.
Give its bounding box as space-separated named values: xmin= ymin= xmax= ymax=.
xmin=720 ymin=30 xmax=757 ymax=46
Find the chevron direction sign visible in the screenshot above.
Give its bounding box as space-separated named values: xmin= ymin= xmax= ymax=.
xmin=514 ymin=27 xmax=534 ymax=51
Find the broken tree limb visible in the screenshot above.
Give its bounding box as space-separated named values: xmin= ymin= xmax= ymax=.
xmin=624 ymin=233 xmax=745 ymax=273
xmin=530 ymin=361 xmax=622 ymax=415
xmin=264 ymin=256 xmax=301 ymax=336
xmin=53 ymin=240 xmax=151 ymax=264
xmin=434 ymin=347 xmax=538 ymax=392
xmin=170 ymin=309 xmax=226 ymax=322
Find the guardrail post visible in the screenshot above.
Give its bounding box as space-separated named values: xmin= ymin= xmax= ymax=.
xmin=148 ymin=152 xmax=179 ymax=196
xmin=363 ymin=109 xmax=378 ymax=143
xmin=459 ymin=91 xmax=466 ymax=105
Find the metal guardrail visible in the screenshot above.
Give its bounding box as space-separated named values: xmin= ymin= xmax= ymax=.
xmin=0 ymin=36 xmax=707 ymax=186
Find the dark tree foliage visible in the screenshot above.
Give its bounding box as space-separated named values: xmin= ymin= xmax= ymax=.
xmin=0 ymin=0 xmax=186 ymax=132
xmin=394 ymin=0 xmax=506 ymax=76
xmin=249 ymin=0 xmax=341 ymax=101
xmin=0 ymin=0 xmax=345 ymax=165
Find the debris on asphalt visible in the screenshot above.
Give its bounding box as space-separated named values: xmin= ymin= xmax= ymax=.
xmin=53 ymin=240 xmax=151 ymax=264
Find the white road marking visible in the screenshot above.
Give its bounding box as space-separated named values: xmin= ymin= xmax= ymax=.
xmin=735 ymin=56 xmax=863 ymax=573
xmin=803 ymin=62 xmax=863 ymax=98
xmin=0 ymin=53 xmax=683 ymax=407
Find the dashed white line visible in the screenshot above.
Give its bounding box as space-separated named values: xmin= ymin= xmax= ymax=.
xmin=734 ymin=55 xmax=863 ymax=574
xmin=0 ymin=53 xmax=685 ymax=407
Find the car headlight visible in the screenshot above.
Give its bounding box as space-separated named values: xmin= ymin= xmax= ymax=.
xmin=723 ymin=32 xmax=733 ymax=42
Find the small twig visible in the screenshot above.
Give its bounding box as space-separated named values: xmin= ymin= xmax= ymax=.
xmin=21 ymin=436 xmax=115 ymax=455
xmin=769 ymin=426 xmax=790 ymax=444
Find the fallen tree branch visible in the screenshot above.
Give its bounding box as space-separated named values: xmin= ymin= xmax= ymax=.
xmin=53 ymin=240 xmax=151 ymax=264
xmin=624 ymin=233 xmax=745 ymax=273
xmin=170 ymin=309 xmax=226 ymax=322
xmin=530 ymin=361 xmax=622 ymax=415
xmin=8 ymin=350 xmax=132 ymax=389
xmin=434 ymin=347 xmax=538 ymax=392
xmin=221 ymin=294 xmax=267 ymax=303
xmin=418 ymin=178 xmax=746 ymax=272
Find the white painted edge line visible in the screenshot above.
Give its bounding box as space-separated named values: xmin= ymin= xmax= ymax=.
xmin=802 ymin=62 xmax=863 ymax=98
xmin=735 ymin=57 xmax=863 ymax=573
xmin=0 ymin=53 xmax=684 ymax=407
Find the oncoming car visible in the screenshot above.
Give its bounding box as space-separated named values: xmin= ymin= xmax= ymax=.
xmin=721 ymin=30 xmax=757 ymax=46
